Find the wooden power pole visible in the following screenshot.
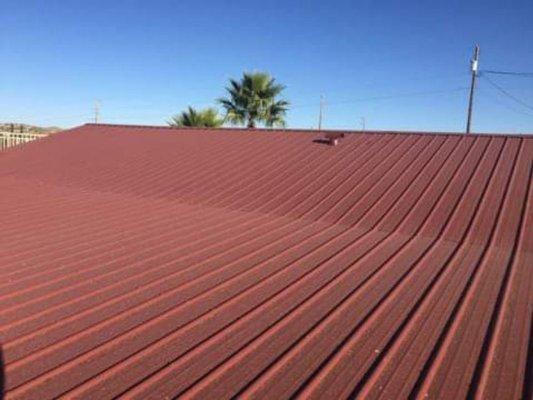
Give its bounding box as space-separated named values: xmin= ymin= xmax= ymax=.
xmin=94 ymin=100 xmax=101 ymax=124
xmin=318 ymin=95 xmax=325 ymax=131
xmin=466 ymin=45 xmax=479 ymax=134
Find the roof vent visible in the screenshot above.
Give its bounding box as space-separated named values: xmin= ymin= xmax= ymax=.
xmin=325 ymin=132 xmax=345 ymax=146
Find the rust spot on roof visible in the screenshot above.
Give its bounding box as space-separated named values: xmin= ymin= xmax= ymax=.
xmin=0 ymin=124 xmax=531 ymax=399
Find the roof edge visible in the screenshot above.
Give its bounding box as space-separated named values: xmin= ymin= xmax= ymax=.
xmin=79 ymin=123 xmax=532 ymax=139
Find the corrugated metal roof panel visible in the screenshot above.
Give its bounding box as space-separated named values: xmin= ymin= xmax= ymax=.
xmin=0 ymin=124 xmax=531 ymax=400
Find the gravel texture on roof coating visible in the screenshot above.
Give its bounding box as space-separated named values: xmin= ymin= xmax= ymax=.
xmin=0 ymin=124 xmax=531 ymax=400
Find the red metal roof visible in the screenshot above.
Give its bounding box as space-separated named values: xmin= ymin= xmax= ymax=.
xmin=0 ymin=124 xmax=531 ymax=400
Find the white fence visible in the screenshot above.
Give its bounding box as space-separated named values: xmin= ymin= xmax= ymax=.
xmin=0 ymin=131 xmax=48 ymax=151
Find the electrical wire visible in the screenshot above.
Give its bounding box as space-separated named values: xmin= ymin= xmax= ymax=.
xmin=481 ymin=70 xmax=533 ymax=77
xmin=481 ymin=74 xmax=533 ymax=112
xmin=291 ymin=87 xmax=468 ymax=109
xmin=478 ymin=87 xmax=533 ymax=117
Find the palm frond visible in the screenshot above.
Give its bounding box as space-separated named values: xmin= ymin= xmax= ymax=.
xmin=168 ymin=106 xmax=223 ymax=128
xmin=218 ymin=71 xmax=289 ymax=129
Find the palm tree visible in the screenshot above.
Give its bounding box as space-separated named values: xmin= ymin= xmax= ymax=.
xmin=168 ymin=107 xmax=223 ymax=128
xmin=218 ymin=72 xmax=289 ymax=128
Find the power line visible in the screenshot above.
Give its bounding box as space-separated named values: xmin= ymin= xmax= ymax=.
xmin=291 ymin=87 xmax=468 ymax=109
xmin=478 ymin=87 xmax=533 ymax=117
xmin=481 ymin=70 xmax=533 ymax=77
xmin=481 ymin=74 xmax=533 ymax=112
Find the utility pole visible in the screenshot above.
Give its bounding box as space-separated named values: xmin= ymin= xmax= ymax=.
xmin=360 ymin=117 xmax=366 ymax=131
xmin=318 ymin=95 xmax=325 ymax=131
xmin=466 ymin=45 xmax=479 ymax=134
xmin=94 ymin=100 xmax=101 ymax=124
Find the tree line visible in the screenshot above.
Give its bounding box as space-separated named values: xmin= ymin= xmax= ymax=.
xmin=168 ymin=72 xmax=289 ymax=129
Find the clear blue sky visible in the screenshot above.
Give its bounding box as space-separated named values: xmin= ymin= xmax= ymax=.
xmin=1 ymin=0 xmax=532 ymax=133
